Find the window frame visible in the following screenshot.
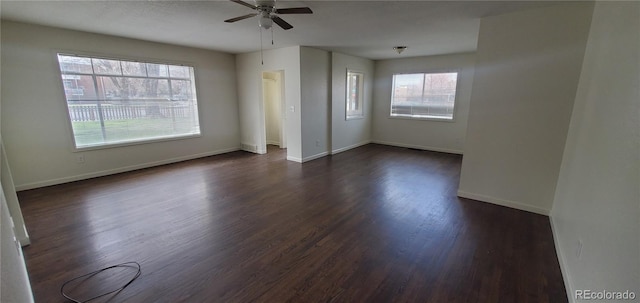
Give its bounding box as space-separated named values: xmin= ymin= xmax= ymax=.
xmin=389 ymin=70 xmax=460 ymax=122
xmin=345 ymin=69 xmax=365 ymax=120
xmin=54 ymin=51 xmax=203 ymax=151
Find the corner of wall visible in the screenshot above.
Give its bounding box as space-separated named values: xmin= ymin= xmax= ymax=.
xmin=457 ymin=190 xmax=550 ymax=215
xmin=0 ymin=141 xmax=30 ymax=245
xmin=457 ymin=3 xmax=593 ymax=217
xmin=548 ymin=215 xmax=575 ymax=302
xmin=546 ymin=3 xmax=639 ymax=301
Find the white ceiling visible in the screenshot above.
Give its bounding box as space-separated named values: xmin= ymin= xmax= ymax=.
xmin=0 ymin=1 xmax=560 ymax=60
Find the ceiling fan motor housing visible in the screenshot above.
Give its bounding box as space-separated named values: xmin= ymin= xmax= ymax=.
xmin=256 ymin=0 xmax=276 ymax=13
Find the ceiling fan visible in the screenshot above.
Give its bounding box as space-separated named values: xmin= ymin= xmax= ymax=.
xmin=224 ymin=0 xmax=313 ymax=30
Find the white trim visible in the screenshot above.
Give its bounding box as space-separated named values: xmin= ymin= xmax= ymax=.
xmin=15 ymin=147 xmax=239 ymax=191
xmin=372 ymin=140 xmax=463 ymax=155
xmin=345 ymin=69 xmax=365 ymax=120
xmin=302 ymin=151 xmax=329 ymax=163
xmin=456 ymin=190 xmax=550 ymax=215
xmin=266 ymin=140 xmax=281 ymax=146
xmin=17 ymin=225 xmax=30 ymax=247
xmin=241 ymin=143 xmax=258 ymax=153
xmin=0 ymin=195 xmax=34 ymax=302
xmin=549 ymin=216 xmax=574 ymax=303
xmin=54 ymin=51 xmax=204 ymax=152
xmin=331 ymin=140 xmax=371 ymax=155
xmin=388 ymin=115 xmax=456 ymax=123
xmin=286 ymin=156 xmax=302 ymax=163
xmin=74 ymin=134 xmax=203 ymax=152
xmin=390 ymin=70 xmax=461 ymax=123
xmin=54 ymin=48 xmax=199 ymax=68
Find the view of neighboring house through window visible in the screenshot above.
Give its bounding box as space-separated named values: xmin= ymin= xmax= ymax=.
xmin=390 ymin=72 xmax=458 ymax=120
xmin=57 ymin=54 xmax=201 ymax=149
xmin=346 ymin=70 xmax=364 ymax=119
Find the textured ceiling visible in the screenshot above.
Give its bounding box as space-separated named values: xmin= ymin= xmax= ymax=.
xmin=0 ymin=1 xmax=560 ymax=59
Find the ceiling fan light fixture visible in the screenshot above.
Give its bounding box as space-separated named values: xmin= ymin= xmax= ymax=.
xmin=393 ymin=46 xmax=407 ymax=54
xmin=259 ymin=14 xmax=273 ymax=29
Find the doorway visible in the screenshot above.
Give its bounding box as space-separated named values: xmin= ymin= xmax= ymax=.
xmin=262 ymin=71 xmax=286 ymax=152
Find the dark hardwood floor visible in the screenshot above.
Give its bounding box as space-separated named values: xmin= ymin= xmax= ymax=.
xmin=18 ymin=144 xmax=567 ymax=302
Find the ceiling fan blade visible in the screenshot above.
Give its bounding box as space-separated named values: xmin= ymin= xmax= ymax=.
xmin=272 ymin=16 xmax=293 ymax=30
xmin=230 ymin=0 xmax=257 ymax=10
xmin=276 ymin=7 xmax=313 ymax=14
xmin=224 ymin=13 xmax=258 ymax=23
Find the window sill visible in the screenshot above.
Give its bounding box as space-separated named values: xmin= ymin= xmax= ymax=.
xmin=73 ymin=133 xmax=202 ymax=152
xmin=388 ymin=115 xmax=456 ymax=123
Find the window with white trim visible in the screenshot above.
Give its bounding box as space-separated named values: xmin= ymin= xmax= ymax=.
xmin=390 ymin=72 xmax=458 ymax=120
xmin=57 ymin=54 xmax=201 ymax=149
xmin=346 ymin=70 xmax=364 ymax=119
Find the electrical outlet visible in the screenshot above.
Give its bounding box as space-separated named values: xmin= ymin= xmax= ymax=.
xmin=77 ymin=155 xmax=85 ymax=164
xmin=315 ymin=140 xmax=320 ymax=147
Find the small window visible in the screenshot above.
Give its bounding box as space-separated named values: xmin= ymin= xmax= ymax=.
xmin=390 ymin=72 xmax=458 ymax=120
xmin=346 ymin=70 xmax=364 ymax=120
xmin=57 ymin=54 xmax=201 ymax=149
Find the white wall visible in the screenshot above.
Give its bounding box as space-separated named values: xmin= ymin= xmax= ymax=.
xmin=457 ymin=4 xmax=594 ymax=215
xmin=372 ymin=53 xmax=475 ymax=154
xmin=0 ymin=33 xmax=28 ymax=243
xmin=236 ymin=46 xmax=302 ymax=160
xmin=299 ymin=47 xmax=331 ymax=161
xmin=1 ymin=182 xmax=34 ymax=303
xmin=551 ymin=2 xmax=639 ymax=302
xmin=331 ymin=52 xmax=374 ymax=154
xmin=1 ymin=142 xmax=28 ymax=245
xmin=238 ymin=47 xmax=366 ymax=162
xmin=1 ymin=32 xmax=34 ymax=299
xmin=263 ymin=72 xmax=282 ymax=146
xmin=1 ymin=21 xmax=240 ymax=190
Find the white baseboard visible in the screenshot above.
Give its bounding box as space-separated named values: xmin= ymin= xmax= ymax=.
xmin=266 ymin=140 xmax=281 ymax=146
xmin=302 ymin=151 xmax=329 ymax=163
xmin=456 ymin=190 xmax=550 ymax=215
xmin=242 ymin=143 xmax=267 ymax=154
xmin=286 ymin=152 xmax=329 ymax=163
xmin=372 ymin=140 xmax=463 ymax=155
xmin=331 ymin=140 xmax=371 ymax=155
xmin=241 ymin=143 xmax=258 ymax=153
xmin=17 ymin=225 xmax=30 ymax=246
xmin=16 ymin=147 xmax=240 ymax=191
xmin=286 ymin=156 xmax=302 ymax=163
xmin=549 ymin=216 xmax=574 ymax=303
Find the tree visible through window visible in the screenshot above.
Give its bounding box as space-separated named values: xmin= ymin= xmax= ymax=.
xmin=391 ymin=72 xmax=458 ymax=120
xmin=57 ymin=54 xmax=201 ymax=148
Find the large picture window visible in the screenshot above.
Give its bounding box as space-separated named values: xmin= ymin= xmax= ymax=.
xmin=57 ymin=54 xmax=201 ymax=149
xmin=390 ymin=72 xmax=458 ymax=120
